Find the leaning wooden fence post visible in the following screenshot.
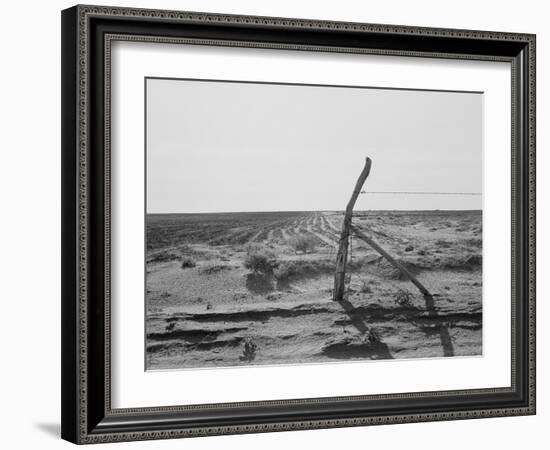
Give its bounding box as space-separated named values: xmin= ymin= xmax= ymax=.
xmin=333 ymin=157 xmax=372 ymax=301
xmin=350 ymin=225 xmax=432 ymax=297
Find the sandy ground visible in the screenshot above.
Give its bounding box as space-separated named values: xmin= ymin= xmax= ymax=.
xmin=145 ymin=210 xmax=482 ymax=370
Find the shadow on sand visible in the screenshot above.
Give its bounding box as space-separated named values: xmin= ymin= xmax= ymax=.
xmin=423 ymin=294 xmax=455 ymax=357
xmin=333 ymin=298 xmax=394 ymax=360
xmin=245 ymin=273 xmax=274 ymax=294
xmin=335 ymin=294 xmax=455 ymax=359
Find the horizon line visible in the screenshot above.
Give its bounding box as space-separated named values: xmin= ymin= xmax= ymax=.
xmin=147 ymin=208 xmax=483 ymax=215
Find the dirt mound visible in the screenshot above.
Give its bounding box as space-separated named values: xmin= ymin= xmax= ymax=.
xmin=364 ymin=253 xmax=482 ymax=278
xmin=369 ymin=257 xmax=423 ymax=280
xmin=175 ymin=303 xmax=334 ymax=323
xmin=147 ymin=326 xmax=246 ymax=342
xmin=440 ymin=253 xmax=482 ymax=270
xmin=273 ymin=259 xmax=334 ymax=281
xmin=148 ymin=251 xmax=180 ymax=264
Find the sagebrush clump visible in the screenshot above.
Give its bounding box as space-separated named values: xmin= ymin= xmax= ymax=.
xmin=244 ymin=245 xmax=277 ymax=275
xmin=365 ymin=328 xmax=381 ymax=344
xmin=239 ymin=337 xmax=258 ymax=362
xmin=289 ymin=234 xmax=317 ymax=254
xmin=359 ymin=280 xmax=372 ymax=294
xmin=180 ymin=256 xmax=196 ymax=269
xmin=394 ymin=289 xmax=414 ymax=307
xmin=273 ymin=259 xmax=333 ymax=281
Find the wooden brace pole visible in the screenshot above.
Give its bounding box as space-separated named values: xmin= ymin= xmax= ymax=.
xmin=333 ymin=157 xmax=372 ymax=301
xmin=350 ymin=225 xmax=432 ymax=297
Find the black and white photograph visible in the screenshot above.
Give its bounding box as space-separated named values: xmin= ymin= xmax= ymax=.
xmin=53 ymin=3 xmax=537 ymax=446
xmin=145 ymin=78 xmax=484 ymax=370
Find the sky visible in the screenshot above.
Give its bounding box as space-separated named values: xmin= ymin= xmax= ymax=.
xmin=146 ymin=78 xmax=483 ymax=213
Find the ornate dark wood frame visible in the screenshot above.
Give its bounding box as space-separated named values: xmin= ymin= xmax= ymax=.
xmin=61 ymin=4 xmax=536 ymax=444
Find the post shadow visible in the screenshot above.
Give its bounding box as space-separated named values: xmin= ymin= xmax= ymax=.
xmin=423 ymin=294 xmax=455 ymax=357
xmin=337 ymin=298 xmax=393 ymax=359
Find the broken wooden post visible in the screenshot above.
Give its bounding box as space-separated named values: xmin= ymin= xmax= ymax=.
xmin=350 ymin=225 xmax=432 ymax=297
xmin=333 ymin=157 xmax=372 ymax=301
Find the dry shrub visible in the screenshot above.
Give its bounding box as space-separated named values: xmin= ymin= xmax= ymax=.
xmin=365 ymin=328 xmax=381 ymax=344
xmin=244 ymin=245 xmax=277 ymax=275
xmin=239 ymin=337 xmax=258 ymax=362
xmin=289 ymin=234 xmax=317 ymax=253
xmin=395 ymin=289 xmax=414 ymax=307
xmin=359 ymin=280 xmax=372 ymax=294
xmin=180 ymin=257 xmax=196 ymax=269
xmin=273 ymin=259 xmax=333 ymax=281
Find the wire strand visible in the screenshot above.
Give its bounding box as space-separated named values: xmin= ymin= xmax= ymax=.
xmin=360 ymin=191 xmax=481 ymax=195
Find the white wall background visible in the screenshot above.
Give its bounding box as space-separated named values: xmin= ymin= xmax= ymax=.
xmin=0 ymin=0 xmax=545 ymax=448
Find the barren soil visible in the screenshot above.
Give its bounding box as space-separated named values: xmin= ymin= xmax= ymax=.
xmin=146 ymin=210 xmax=482 ymax=370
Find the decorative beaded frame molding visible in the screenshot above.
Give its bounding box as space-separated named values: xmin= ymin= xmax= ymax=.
xmin=61 ymin=4 xmax=536 ymax=445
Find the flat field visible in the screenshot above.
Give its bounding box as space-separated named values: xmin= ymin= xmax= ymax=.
xmin=145 ymin=210 xmax=482 ymax=370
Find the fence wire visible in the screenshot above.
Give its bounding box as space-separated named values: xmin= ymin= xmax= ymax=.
xmin=360 ymin=191 xmax=481 ymax=195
